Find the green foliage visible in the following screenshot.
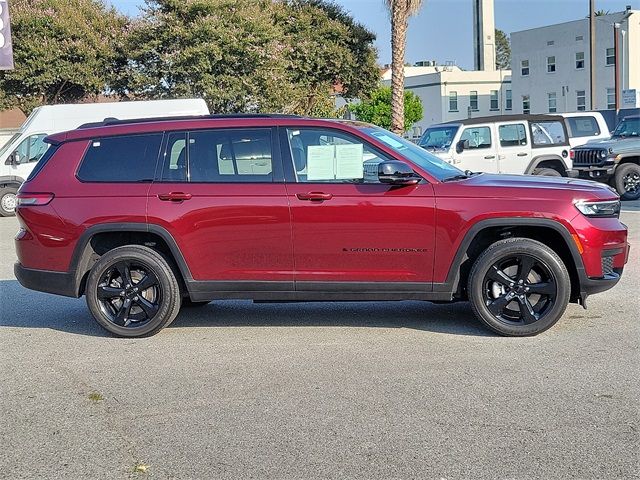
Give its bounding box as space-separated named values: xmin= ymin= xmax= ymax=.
xmin=349 ymin=86 xmax=423 ymax=132
xmin=0 ymin=0 xmax=127 ymax=114
xmin=495 ymin=29 xmax=511 ymax=70
xmin=115 ymin=0 xmax=380 ymax=115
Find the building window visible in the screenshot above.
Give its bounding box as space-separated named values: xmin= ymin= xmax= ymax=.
xmin=576 ymin=35 xmax=583 ymax=41
xmin=607 ymin=88 xmax=615 ymax=109
xmin=521 ymin=59 xmax=529 ymax=76
xmin=469 ymin=91 xmax=478 ymax=111
xmin=576 ymin=90 xmax=586 ymax=111
xmin=575 ymin=52 xmax=584 ymax=69
xmin=548 ymin=92 xmax=557 ymax=113
xmin=505 ymin=89 xmax=512 ymax=110
xmin=449 ymin=91 xmax=458 ymax=112
xmin=490 ymin=90 xmax=499 ymax=110
xmin=606 ymin=48 xmax=615 ymax=66
xmin=547 ymin=40 xmax=554 ymax=46
xmin=522 ymin=95 xmax=530 ymax=114
xmin=547 ymin=56 xmax=556 ymax=73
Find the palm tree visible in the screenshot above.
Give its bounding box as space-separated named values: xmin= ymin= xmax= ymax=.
xmin=386 ymin=0 xmax=424 ymax=134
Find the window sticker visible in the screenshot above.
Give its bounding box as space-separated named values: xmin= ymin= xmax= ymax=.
xmin=335 ymin=144 xmax=364 ymax=179
xmin=307 ymin=145 xmax=335 ymax=180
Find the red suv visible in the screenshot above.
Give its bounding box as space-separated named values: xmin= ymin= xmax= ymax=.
xmin=14 ymin=115 xmax=629 ymax=337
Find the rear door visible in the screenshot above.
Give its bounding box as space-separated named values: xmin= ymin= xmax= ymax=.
xmin=452 ymin=124 xmax=498 ymax=173
xmin=495 ymin=121 xmax=530 ymax=173
xmin=147 ymin=127 xmax=294 ymax=289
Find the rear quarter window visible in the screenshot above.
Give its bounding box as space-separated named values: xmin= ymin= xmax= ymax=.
xmin=77 ymin=134 xmax=163 ymax=182
xmin=567 ymin=116 xmax=600 ymax=138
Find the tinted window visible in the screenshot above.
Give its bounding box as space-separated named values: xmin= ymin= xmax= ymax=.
xmin=286 ymin=128 xmax=392 ymax=183
xmin=498 ymin=124 xmax=527 ymax=147
xmin=567 ymin=116 xmax=600 ymax=138
xmin=78 ymin=134 xmax=162 ymax=182
xmin=161 ymin=132 xmax=187 ymax=182
xmin=530 ymin=121 xmax=566 ymax=146
xmin=460 ymin=126 xmax=492 ymax=149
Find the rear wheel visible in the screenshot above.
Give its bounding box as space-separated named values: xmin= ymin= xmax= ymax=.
xmin=532 ymin=167 xmax=562 ymax=177
xmin=86 ymin=245 xmax=181 ymax=337
xmin=0 ymin=186 xmax=18 ymax=217
xmin=468 ymin=238 xmax=570 ymax=336
xmin=614 ymin=163 xmax=640 ymax=200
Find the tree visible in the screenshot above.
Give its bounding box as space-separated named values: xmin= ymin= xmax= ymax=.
xmin=495 ymin=28 xmax=511 ymax=70
xmin=386 ymin=0 xmax=424 ymax=134
xmin=116 ymin=0 xmax=379 ymax=116
xmin=0 ymin=0 xmax=127 ymax=114
xmin=349 ymin=86 xmax=422 ymax=132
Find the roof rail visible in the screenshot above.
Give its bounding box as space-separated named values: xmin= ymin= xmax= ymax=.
xmin=77 ymin=113 xmax=303 ymax=129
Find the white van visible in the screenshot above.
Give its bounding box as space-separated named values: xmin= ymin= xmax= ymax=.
xmin=560 ymin=112 xmax=610 ymax=147
xmin=418 ymin=114 xmax=572 ymax=176
xmin=0 ymin=98 xmax=210 ymax=216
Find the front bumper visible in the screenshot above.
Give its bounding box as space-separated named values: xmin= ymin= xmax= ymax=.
xmin=568 ymin=165 xmax=615 ymax=179
xmin=14 ymin=262 xmax=78 ymax=298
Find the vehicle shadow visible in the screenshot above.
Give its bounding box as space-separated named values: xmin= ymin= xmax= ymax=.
xmin=0 ymin=279 xmax=492 ymax=338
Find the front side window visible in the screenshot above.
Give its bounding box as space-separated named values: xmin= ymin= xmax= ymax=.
xmin=567 ymin=116 xmax=600 ymax=138
xmin=490 ymin=90 xmax=499 ymax=110
xmin=505 ymin=89 xmax=512 ymax=110
xmin=607 ymin=88 xmax=615 ymax=109
xmin=449 ymin=91 xmax=458 ymax=112
xmin=531 ymin=121 xmax=566 ymax=146
xmin=606 ymin=47 xmax=615 ymax=66
xmin=576 ymin=90 xmax=586 ymax=111
xmin=547 ymin=56 xmax=556 ymax=73
xmin=419 ymin=125 xmax=459 ymax=150
xmin=470 ymin=91 xmax=478 ymax=111
xmin=522 ymin=95 xmax=531 ymax=114
xmin=160 ymin=128 xmax=274 ymax=183
xmin=286 ymin=128 xmax=390 ymax=183
xmin=575 ymin=51 xmax=585 ymax=69
xmin=13 ymin=134 xmax=48 ymax=164
xmin=548 ymin=92 xmax=557 ymax=113
xmin=521 ymin=59 xmax=529 ymax=76
xmin=498 ymin=124 xmax=527 ymax=147
xmin=459 ymin=126 xmax=492 ymax=149
xmin=612 ymin=118 xmax=640 ymax=138
xmin=77 ymin=134 xmax=162 ymax=182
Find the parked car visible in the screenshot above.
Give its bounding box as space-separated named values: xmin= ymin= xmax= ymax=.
xmin=569 ymin=114 xmax=640 ymax=200
xmin=560 ymin=111 xmax=611 ymax=147
xmin=0 ymin=98 xmax=210 ymax=217
xmin=14 ymin=115 xmax=629 ymax=337
xmin=418 ymin=114 xmax=571 ymax=176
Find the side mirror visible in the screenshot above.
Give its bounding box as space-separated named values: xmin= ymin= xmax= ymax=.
xmin=5 ymin=152 xmax=19 ymax=165
xmin=455 ymin=139 xmax=469 ymax=154
xmin=378 ymin=161 xmax=420 ymax=185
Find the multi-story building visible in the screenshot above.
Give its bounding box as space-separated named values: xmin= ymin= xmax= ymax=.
xmin=510 ymin=9 xmax=639 ymax=115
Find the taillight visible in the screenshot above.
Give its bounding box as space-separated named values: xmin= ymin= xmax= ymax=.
xmin=16 ymin=193 xmax=55 ymax=206
xmin=569 ymin=150 xmax=575 ymax=160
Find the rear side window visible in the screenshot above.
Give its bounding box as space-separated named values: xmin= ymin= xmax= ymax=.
xmin=530 ymin=121 xmax=567 ymax=146
xmin=498 ymin=124 xmax=527 ymax=147
xmin=566 ymin=116 xmax=600 ymax=138
xmin=77 ymin=134 xmax=163 ymax=182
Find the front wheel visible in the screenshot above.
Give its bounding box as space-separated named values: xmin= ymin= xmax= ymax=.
xmin=467 ymin=238 xmax=570 ymax=336
xmin=614 ymin=163 xmax=640 ymax=200
xmin=0 ymin=186 xmax=18 ymax=217
xmin=86 ymin=245 xmax=181 ymax=337
xmin=532 ymin=167 xmax=562 ymax=177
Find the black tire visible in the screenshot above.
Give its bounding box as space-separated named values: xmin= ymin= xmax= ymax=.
xmin=86 ymin=245 xmax=181 ymax=337
xmin=467 ymin=238 xmax=570 ymax=336
xmin=182 ymin=298 xmax=210 ymax=307
xmin=614 ymin=163 xmax=640 ymax=201
xmin=532 ymin=167 xmax=562 ymax=177
xmin=0 ymin=186 xmax=18 ymax=217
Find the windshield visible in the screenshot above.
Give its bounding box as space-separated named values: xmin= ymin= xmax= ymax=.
xmin=418 ymin=125 xmax=459 ymax=149
xmin=0 ymin=133 xmax=21 ymax=158
xmin=362 ymin=126 xmax=464 ymax=181
xmin=612 ymin=118 xmax=640 ymax=138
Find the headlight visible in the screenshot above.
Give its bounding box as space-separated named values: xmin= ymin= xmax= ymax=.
xmin=598 ymin=149 xmax=608 ymax=159
xmin=575 ymin=200 xmax=620 ymax=218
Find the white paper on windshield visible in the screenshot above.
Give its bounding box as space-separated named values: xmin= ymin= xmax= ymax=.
xmin=307 ymin=145 xmax=335 ymax=180
xmin=335 ymin=144 xmax=363 ymax=179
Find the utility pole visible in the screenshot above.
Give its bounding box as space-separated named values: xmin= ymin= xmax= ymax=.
xmin=589 ymin=0 xmax=596 ymax=110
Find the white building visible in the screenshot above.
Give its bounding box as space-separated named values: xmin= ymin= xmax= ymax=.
xmin=510 ymin=9 xmax=640 ymax=114
xmin=381 ymin=65 xmax=512 ymax=136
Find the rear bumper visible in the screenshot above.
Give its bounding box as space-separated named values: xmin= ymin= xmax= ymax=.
xmin=14 ymin=263 xmax=78 ymax=298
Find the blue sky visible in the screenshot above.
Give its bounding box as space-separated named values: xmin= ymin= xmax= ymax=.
xmin=106 ymin=0 xmax=640 ymax=70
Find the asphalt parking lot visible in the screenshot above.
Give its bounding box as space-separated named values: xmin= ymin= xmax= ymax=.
xmin=1 ymin=205 xmax=639 ymax=480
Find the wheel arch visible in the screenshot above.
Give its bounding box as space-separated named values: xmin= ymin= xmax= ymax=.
xmin=0 ymin=175 xmax=25 ymax=188
xmin=525 ymin=155 xmax=569 ymax=176
xmin=617 ymin=155 xmax=639 ymax=166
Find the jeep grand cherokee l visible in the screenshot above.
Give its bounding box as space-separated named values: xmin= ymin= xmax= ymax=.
xmin=14 ymin=115 xmax=629 ymax=337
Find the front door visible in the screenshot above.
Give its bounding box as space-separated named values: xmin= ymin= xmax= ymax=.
xmin=495 ymin=121 xmax=530 ymax=173
xmin=147 ymin=127 xmax=294 ymax=288
xmin=281 ymin=127 xmax=436 ymax=292
xmin=452 ymin=124 xmax=498 ymax=173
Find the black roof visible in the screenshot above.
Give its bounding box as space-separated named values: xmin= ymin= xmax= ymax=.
xmin=78 ymin=113 xmax=302 ymax=129
xmin=434 ymin=113 xmax=567 ymax=126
